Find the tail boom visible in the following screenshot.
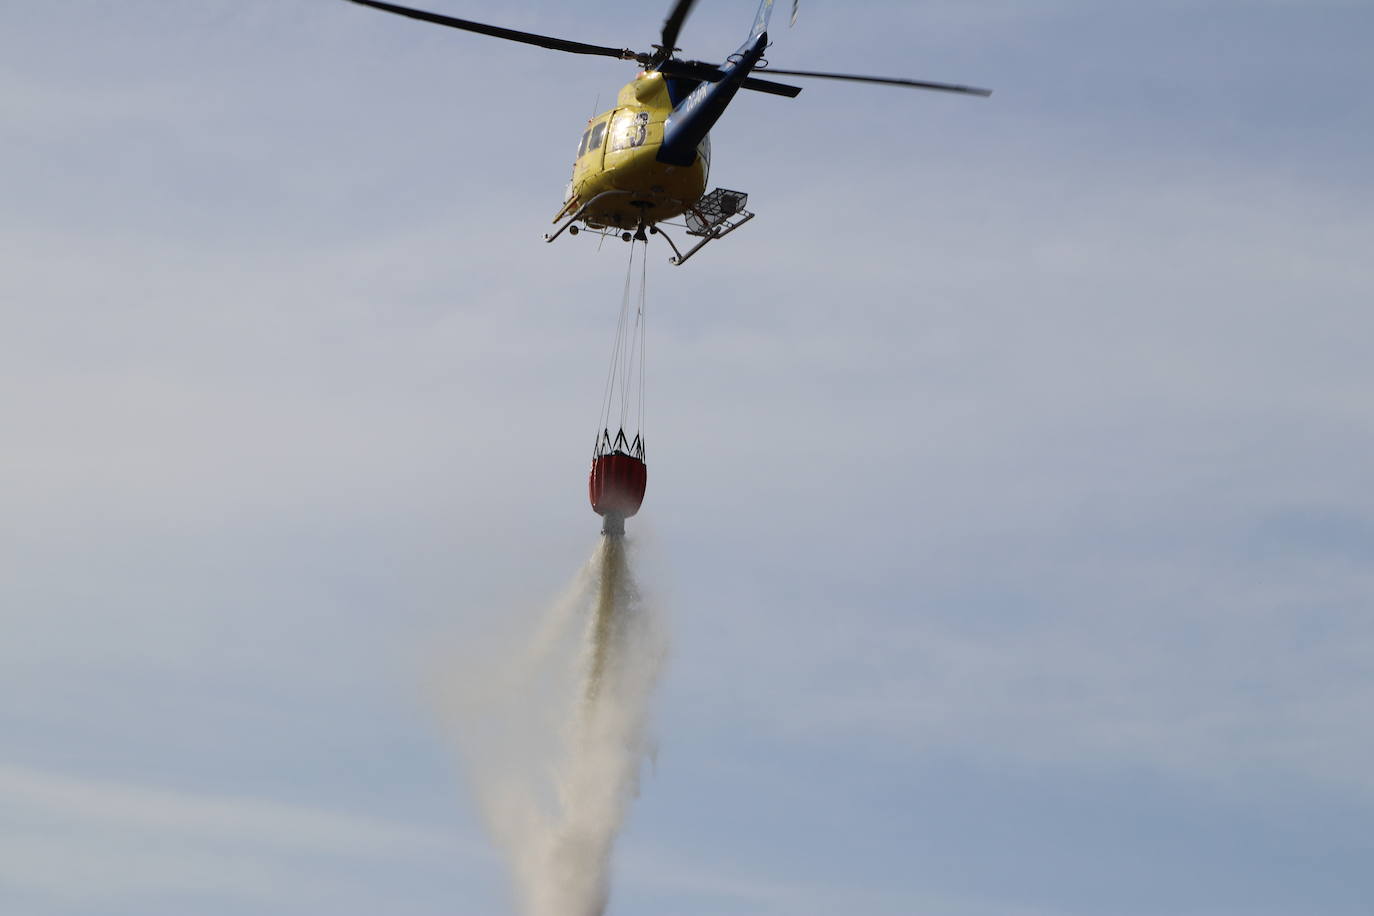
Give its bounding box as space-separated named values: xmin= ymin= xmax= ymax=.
xmin=657 ymin=31 xmax=767 ymax=166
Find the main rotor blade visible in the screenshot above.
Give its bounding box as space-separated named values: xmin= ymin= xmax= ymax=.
xmin=760 ymin=67 xmax=992 ymax=97
xmin=657 ymin=58 xmax=803 ymax=98
xmin=659 ymin=0 xmax=698 ymax=55
xmin=343 ymin=0 xmax=638 ymax=60
xmin=741 ymin=76 xmax=803 ymax=98
xmin=655 ymin=58 xmax=722 ymax=81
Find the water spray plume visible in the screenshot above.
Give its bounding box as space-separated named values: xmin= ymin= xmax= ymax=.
xmin=437 ymin=536 xmax=665 ymax=916
xmin=586 ymin=535 xmax=627 ymax=704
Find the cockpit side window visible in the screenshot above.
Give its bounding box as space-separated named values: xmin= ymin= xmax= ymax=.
xmin=576 ymin=129 xmax=591 ymax=158
xmin=587 ymin=120 xmax=607 ymax=152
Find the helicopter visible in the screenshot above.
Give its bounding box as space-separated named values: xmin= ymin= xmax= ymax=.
xmin=344 ymin=0 xmax=990 ymax=264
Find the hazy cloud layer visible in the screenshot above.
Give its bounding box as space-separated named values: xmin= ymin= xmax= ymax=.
xmin=3 ymin=1 xmax=1372 ymax=914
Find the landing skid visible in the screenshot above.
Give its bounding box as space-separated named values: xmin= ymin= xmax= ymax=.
xmin=660 ymin=188 xmax=754 ymax=266
xmin=544 ymin=187 xmax=754 ymax=266
xmin=654 ymin=217 xmax=754 ymax=266
xmin=544 ymin=190 xmax=634 ymax=244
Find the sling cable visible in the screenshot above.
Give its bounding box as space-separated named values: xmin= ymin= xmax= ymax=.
xmin=590 ymin=240 xmax=649 ymax=537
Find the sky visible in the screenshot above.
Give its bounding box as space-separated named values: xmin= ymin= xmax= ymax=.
xmin=3 ymin=0 xmax=1373 ymax=913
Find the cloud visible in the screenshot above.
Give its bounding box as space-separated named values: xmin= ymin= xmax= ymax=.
xmin=0 ymin=764 xmax=473 ymax=906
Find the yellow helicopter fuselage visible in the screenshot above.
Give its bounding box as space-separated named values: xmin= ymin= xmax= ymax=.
xmin=556 ymin=71 xmax=709 ymax=231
